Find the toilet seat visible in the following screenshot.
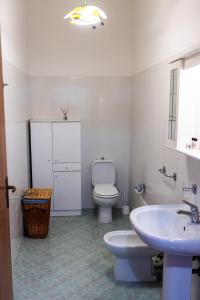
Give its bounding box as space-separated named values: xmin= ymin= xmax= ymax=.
xmin=91 ymin=159 xmax=119 ymax=223
xmin=94 ymin=184 xmax=119 ymax=198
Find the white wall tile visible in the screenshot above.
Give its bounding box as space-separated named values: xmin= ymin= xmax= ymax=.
xmin=9 ymin=194 xmax=23 ymax=266
xmin=130 ymin=61 xmax=200 ymax=209
xmin=30 ymin=76 xmax=131 ymax=208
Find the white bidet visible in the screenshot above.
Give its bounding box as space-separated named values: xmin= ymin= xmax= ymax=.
xmin=104 ymin=230 xmax=159 ymax=282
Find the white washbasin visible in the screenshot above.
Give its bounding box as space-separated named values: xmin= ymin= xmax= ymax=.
xmin=130 ymin=204 xmax=200 ymax=256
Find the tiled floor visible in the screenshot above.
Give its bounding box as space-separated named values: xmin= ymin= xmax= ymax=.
xmin=13 ymin=210 xmax=161 ymax=300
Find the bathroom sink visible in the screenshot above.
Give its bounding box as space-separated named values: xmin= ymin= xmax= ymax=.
xmin=130 ymin=204 xmax=200 ymax=256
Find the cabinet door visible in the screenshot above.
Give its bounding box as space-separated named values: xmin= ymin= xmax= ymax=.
xmin=53 ymin=172 xmax=81 ymax=210
xmin=52 ymin=122 xmax=81 ymax=163
xmin=31 ymin=122 xmax=53 ymax=188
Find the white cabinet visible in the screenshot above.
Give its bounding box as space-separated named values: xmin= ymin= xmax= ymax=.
xmin=30 ymin=122 xmax=53 ymax=188
xmin=52 ymin=122 xmax=81 ymax=163
xmin=54 ymin=172 xmax=81 ymax=210
xmin=30 ymin=121 xmax=81 ymax=216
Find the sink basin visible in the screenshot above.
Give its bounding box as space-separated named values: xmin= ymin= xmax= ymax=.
xmin=130 ymin=204 xmax=200 ymax=256
xmin=130 ymin=204 xmax=200 ymax=300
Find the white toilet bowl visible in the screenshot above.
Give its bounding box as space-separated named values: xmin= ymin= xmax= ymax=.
xmin=91 ymin=159 xmax=119 ymax=223
xmin=104 ymin=230 xmax=159 ymax=282
xmin=93 ymin=184 xmax=119 ymax=223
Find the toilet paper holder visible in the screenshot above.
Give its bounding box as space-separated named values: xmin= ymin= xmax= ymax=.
xmin=134 ymin=184 xmax=145 ymax=194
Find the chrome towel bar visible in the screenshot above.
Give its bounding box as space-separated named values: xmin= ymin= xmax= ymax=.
xmin=158 ymin=166 xmax=177 ymax=181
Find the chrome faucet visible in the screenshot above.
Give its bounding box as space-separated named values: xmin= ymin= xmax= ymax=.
xmin=182 ymin=184 xmax=197 ymax=194
xmin=177 ymin=200 xmax=200 ymax=224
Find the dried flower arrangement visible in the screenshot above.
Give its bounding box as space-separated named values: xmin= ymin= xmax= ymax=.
xmin=60 ymin=105 xmax=69 ymax=120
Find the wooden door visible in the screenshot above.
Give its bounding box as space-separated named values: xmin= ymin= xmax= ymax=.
xmin=0 ymin=38 xmax=14 ymax=299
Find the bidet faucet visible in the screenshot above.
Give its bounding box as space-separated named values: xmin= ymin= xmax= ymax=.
xmin=177 ymin=200 xmax=200 ymax=224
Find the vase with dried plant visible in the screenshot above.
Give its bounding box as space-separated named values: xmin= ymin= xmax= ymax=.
xmin=60 ymin=106 xmax=69 ymax=120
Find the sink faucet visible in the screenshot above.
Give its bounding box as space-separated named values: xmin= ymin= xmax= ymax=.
xmin=177 ymin=200 xmax=200 ymax=224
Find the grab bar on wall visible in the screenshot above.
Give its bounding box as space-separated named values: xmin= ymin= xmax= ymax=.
xmin=158 ymin=166 xmax=177 ymax=181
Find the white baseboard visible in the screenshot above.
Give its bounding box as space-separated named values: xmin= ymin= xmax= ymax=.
xmin=50 ymin=210 xmax=82 ymax=217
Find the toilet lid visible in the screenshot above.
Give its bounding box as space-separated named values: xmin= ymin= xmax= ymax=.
xmin=94 ymin=184 xmax=119 ymax=197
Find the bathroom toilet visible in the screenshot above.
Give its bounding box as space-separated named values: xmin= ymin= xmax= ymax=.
xmin=104 ymin=230 xmax=159 ymax=282
xmin=92 ymin=159 xmax=119 ymax=223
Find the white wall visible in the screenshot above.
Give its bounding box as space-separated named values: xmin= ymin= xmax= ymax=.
xmin=130 ymin=0 xmax=200 ymax=208
xmin=3 ymin=62 xmax=30 ymax=192
xmin=132 ymin=0 xmax=200 ymax=74
xmin=27 ymin=0 xmax=134 ymax=76
xmin=2 ymin=0 xmax=200 ymax=263
xmin=28 ymin=0 xmax=133 ymax=208
xmin=0 ymin=0 xmax=30 ymax=191
xmin=0 ymin=0 xmax=28 ymax=72
xmin=30 ymin=76 xmax=130 ymax=208
xmin=130 ymin=61 xmax=200 ymax=208
xmin=0 ymin=0 xmax=30 ymax=263
xmin=27 ymin=0 xmax=200 ymax=211
xmin=28 ymin=0 xmax=200 ymax=76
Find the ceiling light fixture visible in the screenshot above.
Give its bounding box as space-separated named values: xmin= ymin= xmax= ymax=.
xmin=64 ymin=0 xmax=107 ymax=29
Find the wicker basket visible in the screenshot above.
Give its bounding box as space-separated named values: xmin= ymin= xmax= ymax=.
xmin=22 ymin=188 xmax=52 ymax=239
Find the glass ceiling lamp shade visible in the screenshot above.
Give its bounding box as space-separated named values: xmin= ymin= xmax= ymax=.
xmin=64 ymin=4 xmax=107 ymax=29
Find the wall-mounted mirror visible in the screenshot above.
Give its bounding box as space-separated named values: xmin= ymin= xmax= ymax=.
xmin=178 ymin=60 xmax=200 ymax=153
xmin=167 ymin=53 xmax=200 ymax=160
